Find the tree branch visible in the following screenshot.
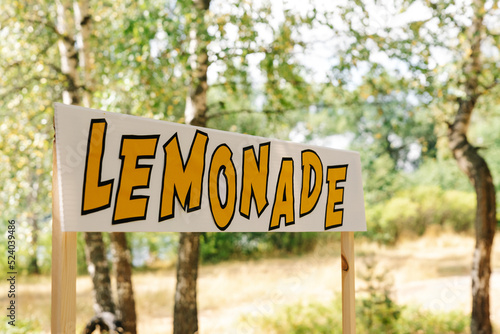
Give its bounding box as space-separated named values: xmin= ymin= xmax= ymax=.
xmin=206 ymin=102 xmax=339 ymax=120
xmin=479 ymin=78 xmax=499 ymax=95
xmin=24 ymin=17 xmax=69 ymax=41
xmin=0 ymin=76 xmax=49 ymax=99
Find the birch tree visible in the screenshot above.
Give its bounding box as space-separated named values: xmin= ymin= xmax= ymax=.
xmin=111 ymin=232 xmax=137 ymax=334
xmin=173 ymin=1 xmax=210 ymax=331
xmin=165 ymin=1 xmax=322 ymax=331
xmin=56 ymin=0 xmax=116 ymax=316
xmin=55 ymin=3 xmax=141 ymax=333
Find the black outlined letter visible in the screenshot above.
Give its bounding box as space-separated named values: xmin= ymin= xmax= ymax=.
xmin=325 ymin=165 xmax=348 ymax=229
xmin=299 ymin=149 xmax=323 ymax=217
xmin=239 ymin=142 xmax=270 ymax=219
xmin=113 ymin=135 xmax=159 ymax=224
xmin=208 ymin=144 xmax=237 ymax=231
xmin=269 ymin=158 xmax=295 ymax=230
xmin=159 ymin=131 xmax=209 ymax=221
xmin=81 ymin=119 xmax=114 ymax=215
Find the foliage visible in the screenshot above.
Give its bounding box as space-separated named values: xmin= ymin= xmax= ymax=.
xmin=0 ymin=0 xmax=70 ymax=274
xmin=242 ymin=295 xmax=469 ymax=334
xmin=0 ymin=0 xmax=323 ymax=277
xmin=200 ymin=232 xmax=322 ymax=263
xmin=406 ymin=158 xmax=473 ymax=192
xmin=0 ymin=318 xmax=42 ymax=333
xmin=76 ymin=232 xmax=90 ymax=275
xmin=243 ymin=256 xmax=469 ymax=333
xmin=346 ymin=71 xmax=438 ymax=171
xmin=357 ymin=256 xmax=401 ymax=333
xmin=1 ymin=3 xmax=498 ymax=332
xmin=365 ymin=186 xmax=476 ymax=245
xmin=200 ymin=232 xmax=264 ymax=263
xmin=470 ymin=105 xmax=500 ymax=195
xmin=392 ymin=307 xmax=469 ymax=334
xmin=264 ymin=232 xmax=320 ymax=254
xmin=127 ymin=232 xmax=179 ymax=268
xmin=0 ymin=0 xmax=499 ymax=276
xmin=0 ymin=218 xmax=52 ymax=275
xmin=360 ymin=152 xmax=406 ymax=205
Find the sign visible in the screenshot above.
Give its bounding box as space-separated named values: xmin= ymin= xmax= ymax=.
xmin=54 ymin=103 xmax=366 ymax=232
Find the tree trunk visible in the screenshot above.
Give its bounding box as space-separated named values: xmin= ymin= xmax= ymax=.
xmin=84 ymin=232 xmax=116 ymax=314
xmin=111 ymin=232 xmax=137 ymax=334
xmin=73 ymin=0 xmax=92 ymax=107
xmin=449 ymin=102 xmax=496 ymax=334
xmin=449 ymin=100 xmax=497 ymax=334
xmin=183 ymin=1 xmax=210 ymax=127
xmin=174 ymin=232 xmax=201 ymax=334
xmin=448 ymin=2 xmax=496 ymax=332
xmin=173 ymin=1 xmax=210 ymax=333
xmin=56 ymin=0 xmax=80 ymax=105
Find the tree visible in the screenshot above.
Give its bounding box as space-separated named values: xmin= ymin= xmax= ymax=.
xmin=55 ymin=2 xmax=138 ymax=331
xmin=55 ymin=0 xmax=80 ymax=105
xmin=322 ymin=1 xmax=499 ymax=331
xmin=55 ymin=0 xmax=116 ymax=317
xmin=111 ymin=232 xmax=137 ymax=334
xmin=173 ymin=0 xmax=209 ymax=332
xmin=84 ymin=232 xmax=116 ymax=315
xmin=169 ymin=1 xmax=323 ymax=331
xmin=447 ymin=1 xmax=497 ymax=332
xmin=174 ymin=232 xmax=201 ymax=334
xmin=0 ymin=0 xmax=60 ymax=276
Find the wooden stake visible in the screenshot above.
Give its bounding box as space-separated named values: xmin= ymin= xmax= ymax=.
xmin=52 ymin=142 xmax=77 ymax=333
xmin=341 ymin=231 xmax=355 ymax=334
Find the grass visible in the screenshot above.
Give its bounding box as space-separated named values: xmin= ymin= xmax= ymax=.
xmin=0 ymin=232 xmax=499 ymax=333
xmin=242 ymin=298 xmax=470 ymax=334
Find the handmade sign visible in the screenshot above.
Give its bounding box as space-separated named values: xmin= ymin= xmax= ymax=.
xmin=54 ymin=103 xmax=366 ymax=232
xmin=52 ymin=103 xmax=364 ymax=333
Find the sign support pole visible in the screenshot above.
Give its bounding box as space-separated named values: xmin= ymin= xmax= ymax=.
xmin=341 ymin=231 xmax=355 ymax=334
xmin=52 ymin=143 xmax=77 ymax=333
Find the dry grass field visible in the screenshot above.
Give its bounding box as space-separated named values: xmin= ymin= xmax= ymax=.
xmin=3 ymin=232 xmax=500 ymax=333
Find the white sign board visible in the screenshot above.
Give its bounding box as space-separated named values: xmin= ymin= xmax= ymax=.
xmin=54 ymin=103 xmax=366 ymax=232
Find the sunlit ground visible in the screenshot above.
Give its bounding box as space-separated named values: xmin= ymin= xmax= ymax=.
xmin=2 ymin=231 xmax=499 ymax=333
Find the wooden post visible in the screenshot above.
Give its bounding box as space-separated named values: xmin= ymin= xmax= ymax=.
xmin=52 ymin=143 xmax=77 ymax=333
xmin=341 ymin=231 xmax=355 ymax=333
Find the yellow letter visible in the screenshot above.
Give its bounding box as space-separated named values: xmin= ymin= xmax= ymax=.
xmin=239 ymin=142 xmax=270 ymax=219
xmin=269 ymin=158 xmax=295 ymax=230
xmin=113 ymin=135 xmax=159 ymax=224
xmin=159 ymin=131 xmax=209 ymax=221
xmin=300 ymin=150 xmax=323 ymax=217
xmin=325 ymin=165 xmax=348 ymax=229
xmin=208 ymin=144 xmax=237 ymax=231
xmin=81 ymin=119 xmax=114 ymax=215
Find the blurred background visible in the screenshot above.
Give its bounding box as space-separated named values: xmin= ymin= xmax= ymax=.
xmin=0 ymin=0 xmax=499 ymax=333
